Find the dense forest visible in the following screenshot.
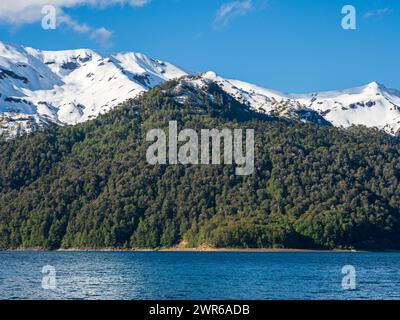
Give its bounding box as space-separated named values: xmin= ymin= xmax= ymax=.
xmin=0 ymin=80 xmax=400 ymax=250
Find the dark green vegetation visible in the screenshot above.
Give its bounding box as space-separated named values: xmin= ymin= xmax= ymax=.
xmin=1 ymin=80 xmax=400 ymax=250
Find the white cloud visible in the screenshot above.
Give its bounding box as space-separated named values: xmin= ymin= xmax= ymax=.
xmin=214 ymin=0 xmax=253 ymax=27
xmin=57 ymin=13 xmax=114 ymax=47
xmin=90 ymin=27 xmax=113 ymax=47
xmin=363 ymin=7 xmax=392 ymax=19
xmin=0 ymin=0 xmax=150 ymax=46
xmin=58 ymin=14 xmax=91 ymax=34
xmin=129 ymin=0 xmax=150 ymax=6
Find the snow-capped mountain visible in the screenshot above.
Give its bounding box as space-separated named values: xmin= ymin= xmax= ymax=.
xmin=295 ymin=82 xmax=400 ymax=135
xmin=1 ymin=40 xmax=400 ymax=138
xmin=199 ymin=72 xmax=400 ymax=136
xmin=0 ymin=41 xmax=187 ymax=138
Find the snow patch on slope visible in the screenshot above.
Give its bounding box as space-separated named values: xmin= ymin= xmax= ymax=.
xmin=0 ymin=41 xmax=187 ymax=138
xmin=1 ymin=40 xmax=400 ymax=138
xmin=200 ymin=72 xmax=400 ymax=135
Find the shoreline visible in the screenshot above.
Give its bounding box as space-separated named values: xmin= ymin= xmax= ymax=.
xmin=2 ymin=247 xmax=369 ymax=253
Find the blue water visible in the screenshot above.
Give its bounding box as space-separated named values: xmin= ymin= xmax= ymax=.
xmin=0 ymin=251 xmax=399 ymax=300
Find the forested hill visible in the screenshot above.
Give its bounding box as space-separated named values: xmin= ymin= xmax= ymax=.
xmin=0 ymin=80 xmax=400 ymax=250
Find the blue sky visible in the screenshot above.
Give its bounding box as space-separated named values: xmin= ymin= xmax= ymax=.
xmin=0 ymin=0 xmax=399 ymax=92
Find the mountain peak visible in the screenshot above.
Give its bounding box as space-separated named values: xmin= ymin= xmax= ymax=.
xmin=364 ymin=81 xmax=386 ymax=92
xmin=0 ymin=42 xmax=188 ymax=138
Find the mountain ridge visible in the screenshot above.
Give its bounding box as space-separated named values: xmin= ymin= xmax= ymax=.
xmin=0 ymin=41 xmax=187 ymax=138
xmin=1 ymin=41 xmax=400 ymax=138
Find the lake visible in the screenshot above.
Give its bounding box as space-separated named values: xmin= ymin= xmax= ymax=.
xmin=0 ymin=251 xmax=399 ymax=300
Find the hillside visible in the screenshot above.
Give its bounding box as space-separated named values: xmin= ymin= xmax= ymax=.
xmin=0 ymin=79 xmax=399 ymax=250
